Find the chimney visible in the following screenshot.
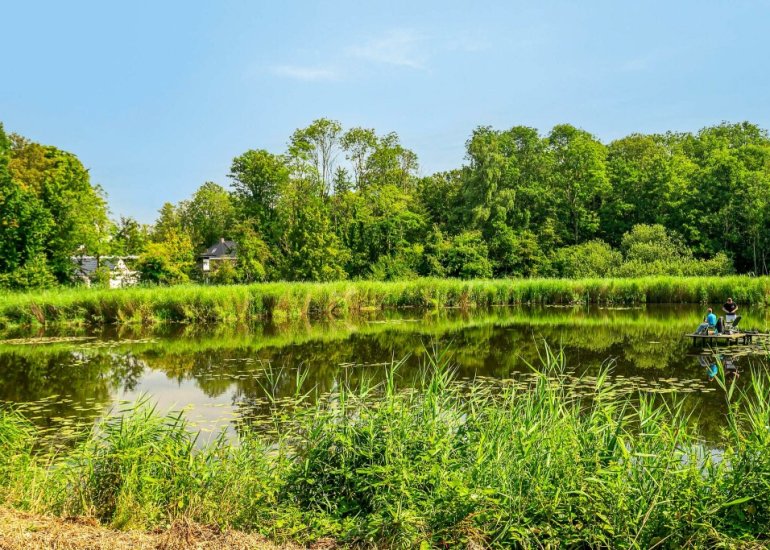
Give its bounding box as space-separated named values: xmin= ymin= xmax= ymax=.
xmin=220 ymin=237 xmax=225 ymax=244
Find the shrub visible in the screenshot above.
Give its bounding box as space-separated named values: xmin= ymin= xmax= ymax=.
xmin=0 ymin=256 xmax=58 ymax=290
xmin=553 ymin=239 xmax=622 ymax=278
xmin=445 ymin=231 xmax=493 ymax=279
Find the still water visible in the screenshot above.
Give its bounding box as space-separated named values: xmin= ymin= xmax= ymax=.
xmin=1 ymin=304 xmax=768 ymax=444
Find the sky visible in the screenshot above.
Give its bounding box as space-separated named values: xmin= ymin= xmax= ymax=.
xmin=2 ymin=0 xmax=770 ymax=223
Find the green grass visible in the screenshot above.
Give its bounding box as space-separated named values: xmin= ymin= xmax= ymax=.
xmin=1 ymin=276 xmax=770 ymax=327
xmin=1 ymin=348 xmax=769 ymax=547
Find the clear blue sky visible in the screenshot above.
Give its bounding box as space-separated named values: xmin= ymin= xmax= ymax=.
xmin=2 ymin=0 xmax=769 ymax=222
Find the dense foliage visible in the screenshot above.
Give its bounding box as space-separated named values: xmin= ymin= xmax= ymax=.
xmin=148 ymin=119 xmax=770 ymax=283
xmin=2 ymin=119 xmax=770 ymax=288
xmin=0 ymin=124 xmax=113 ymax=289
xmin=1 ymin=350 xmax=768 ymax=547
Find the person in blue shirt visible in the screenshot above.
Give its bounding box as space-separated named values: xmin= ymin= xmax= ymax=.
xmin=695 ymin=308 xmax=718 ymax=334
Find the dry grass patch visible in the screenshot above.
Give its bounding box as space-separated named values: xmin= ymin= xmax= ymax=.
xmin=0 ymin=508 xmax=319 ymax=550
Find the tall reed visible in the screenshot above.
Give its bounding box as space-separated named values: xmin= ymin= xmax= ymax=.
xmin=1 ymin=276 xmax=769 ymax=327
xmin=0 ymin=348 xmax=769 ymax=547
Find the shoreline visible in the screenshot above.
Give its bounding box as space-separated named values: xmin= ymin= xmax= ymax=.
xmin=0 ymin=276 xmax=769 ymax=328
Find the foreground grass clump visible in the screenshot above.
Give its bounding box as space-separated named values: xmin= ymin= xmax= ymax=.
xmin=1 ymin=349 xmax=770 ymax=547
xmin=1 ymin=275 xmax=770 ymax=327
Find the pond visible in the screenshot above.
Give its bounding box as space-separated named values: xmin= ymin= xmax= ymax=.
xmin=1 ymin=304 xmax=768 ymax=445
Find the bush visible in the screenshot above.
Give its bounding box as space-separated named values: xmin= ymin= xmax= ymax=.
xmin=445 ymin=231 xmax=493 ymax=279
xmin=136 ymin=237 xmax=195 ymax=285
xmin=553 ymin=239 xmax=622 ymax=278
xmin=90 ymin=265 xmax=112 ymax=288
xmin=0 ymin=256 xmax=58 ymax=290
xmin=210 ymin=260 xmax=238 ymax=285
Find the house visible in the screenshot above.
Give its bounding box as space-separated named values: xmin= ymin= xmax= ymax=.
xmin=200 ymin=238 xmax=237 ymax=274
xmin=72 ymin=256 xmax=140 ymax=288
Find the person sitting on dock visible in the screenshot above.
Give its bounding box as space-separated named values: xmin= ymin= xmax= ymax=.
xmin=695 ymin=308 xmax=718 ymax=335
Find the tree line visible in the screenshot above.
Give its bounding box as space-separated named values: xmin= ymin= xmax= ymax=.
xmin=2 ymin=119 xmax=769 ymax=288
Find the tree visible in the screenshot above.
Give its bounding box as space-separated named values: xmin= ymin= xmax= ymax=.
xmin=341 ymin=127 xmax=377 ymax=189
xmin=621 ymin=224 xmax=685 ymax=265
xmin=0 ymin=124 xmax=55 ymax=288
xmin=416 ymin=171 xmax=462 ymax=232
xmin=462 ymin=125 xmax=550 ymax=233
xmin=151 ymin=203 xmax=183 ymax=243
xmin=276 ymin=177 xmax=348 ymax=281
xmin=231 ymin=222 xmax=272 ymax=282
xmin=617 ymin=224 xmax=733 ymax=277
xmin=288 ymin=118 xmax=342 ymax=196
xmin=546 ymin=124 xmax=609 ymax=244
xmin=601 ymin=134 xmax=690 ymax=245
xmin=179 ymin=182 xmax=236 ymax=250
xmin=229 ymin=149 xmax=289 ymax=240
xmin=419 ymin=226 xmax=450 ymax=277
xmin=365 ymin=132 xmax=419 ymax=191
xmin=8 ymin=133 xmax=112 ymax=280
xmin=110 ymin=216 xmax=150 ymax=256
xmin=136 ymin=232 xmax=195 ymax=285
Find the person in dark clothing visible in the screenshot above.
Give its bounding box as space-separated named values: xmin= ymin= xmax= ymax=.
xmin=722 ymin=297 xmax=741 ymax=330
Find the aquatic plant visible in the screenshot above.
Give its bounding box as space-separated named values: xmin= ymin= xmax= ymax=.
xmin=1 ymin=276 xmax=769 ymax=327
xmin=1 ymin=348 xmax=769 ymax=546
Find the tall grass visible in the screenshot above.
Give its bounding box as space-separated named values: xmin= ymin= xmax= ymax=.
xmin=1 ymin=348 xmax=769 ymax=547
xmin=1 ymin=275 xmax=770 ymax=327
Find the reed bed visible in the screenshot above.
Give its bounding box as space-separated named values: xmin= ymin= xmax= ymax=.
xmin=1 ymin=349 xmax=769 ymax=547
xmin=1 ymin=276 xmax=769 ymax=327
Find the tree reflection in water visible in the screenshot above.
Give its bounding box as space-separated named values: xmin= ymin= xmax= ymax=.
xmin=1 ymin=304 xmax=767 ymax=446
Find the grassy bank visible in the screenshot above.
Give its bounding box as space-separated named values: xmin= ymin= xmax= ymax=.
xmin=1 ymin=350 xmax=769 ymax=548
xmin=1 ymin=276 xmax=770 ymax=327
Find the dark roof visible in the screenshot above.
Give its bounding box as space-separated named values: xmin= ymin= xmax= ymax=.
xmin=201 ymin=239 xmax=237 ymax=259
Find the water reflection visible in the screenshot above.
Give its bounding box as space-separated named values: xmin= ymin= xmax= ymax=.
xmin=1 ymin=305 xmax=768 ymax=444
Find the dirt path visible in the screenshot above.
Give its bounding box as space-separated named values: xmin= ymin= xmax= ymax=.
xmin=0 ymin=508 xmax=329 ymax=549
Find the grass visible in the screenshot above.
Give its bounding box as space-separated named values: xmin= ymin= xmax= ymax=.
xmin=1 ymin=347 xmax=769 ymax=548
xmin=1 ymin=275 xmax=770 ymax=327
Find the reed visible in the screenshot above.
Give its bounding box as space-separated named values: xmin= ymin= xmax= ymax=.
xmin=1 ymin=276 xmax=769 ymax=328
xmin=1 ymin=348 xmax=769 ymax=547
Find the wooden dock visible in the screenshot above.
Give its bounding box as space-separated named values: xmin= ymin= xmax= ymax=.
xmin=686 ymin=332 xmax=755 ymax=346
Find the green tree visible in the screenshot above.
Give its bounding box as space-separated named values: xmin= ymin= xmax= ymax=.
xmin=231 ymin=222 xmax=272 ymax=282
xmin=276 ymin=177 xmax=348 ymax=281
xmin=462 ymin=125 xmax=550 ymax=232
xmin=418 ymin=226 xmax=450 ymax=277
xmin=618 ymin=224 xmax=733 ymax=277
xmin=229 ymin=149 xmax=289 ymax=241
xmin=9 ymin=133 xmax=111 ymax=280
xmin=341 ymin=127 xmax=377 ymax=189
xmin=0 ymin=125 xmax=55 ymax=286
xmin=179 ymin=182 xmax=236 ymax=250
xmin=546 ymin=124 xmax=609 ymax=244
xmin=288 ymin=118 xmax=343 ymax=196
xmin=601 ymin=134 xmax=693 ymax=245
xmin=110 ymin=216 xmax=150 ymax=256
xmin=365 ymin=132 xmax=419 ymax=191
xmin=416 ymin=171 xmax=463 ymax=232
xmin=151 ymin=203 xmax=183 ymax=243
xmin=136 ymin=232 xmax=195 ymax=285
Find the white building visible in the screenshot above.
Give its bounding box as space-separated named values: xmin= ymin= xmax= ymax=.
xmin=72 ymin=256 xmax=139 ymax=288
